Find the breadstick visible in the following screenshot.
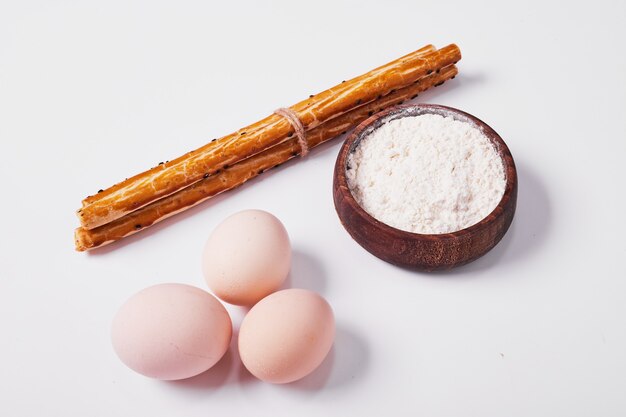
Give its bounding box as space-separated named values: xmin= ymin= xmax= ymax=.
xmin=77 ymin=44 xmax=461 ymax=230
xmin=75 ymin=65 xmax=458 ymax=251
xmin=80 ymin=43 xmax=436 ymax=211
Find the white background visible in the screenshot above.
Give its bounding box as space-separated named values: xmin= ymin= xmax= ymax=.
xmin=1 ymin=1 xmax=625 ymax=416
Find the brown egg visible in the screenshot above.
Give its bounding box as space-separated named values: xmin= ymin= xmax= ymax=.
xmin=238 ymin=289 xmax=335 ymax=384
xmin=202 ymin=210 xmax=291 ymax=306
xmin=111 ymin=284 xmax=232 ymax=380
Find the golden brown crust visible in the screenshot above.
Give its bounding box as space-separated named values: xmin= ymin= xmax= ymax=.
xmin=75 ymin=65 xmax=458 ymax=251
xmin=77 ymin=44 xmax=461 ymax=230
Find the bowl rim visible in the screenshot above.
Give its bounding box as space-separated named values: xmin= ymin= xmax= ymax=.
xmin=334 ymin=103 xmax=517 ymax=242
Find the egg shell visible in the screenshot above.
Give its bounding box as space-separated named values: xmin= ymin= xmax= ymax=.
xmin=238 ymin=289 xmax=335 ymax=384
xmin=202 ymin=209 xmax=291 ymax=306
xmin=111 ymin=283 xmax=232 ymax=380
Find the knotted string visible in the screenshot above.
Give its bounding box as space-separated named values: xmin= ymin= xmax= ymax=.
xmin=274 ymin=107 xmax=309 ymax=157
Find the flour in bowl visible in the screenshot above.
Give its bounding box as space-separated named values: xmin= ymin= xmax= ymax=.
xmin=346 ymin=113 xmax=506 ymax=234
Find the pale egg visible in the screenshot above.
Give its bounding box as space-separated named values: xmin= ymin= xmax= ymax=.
xmin=202 ymin=209 xmax=291 ymax=306
xmin=111 ymin=283 xmax=232 ymax=380
xmin=238 ymin=289 xmax=335 ymax=384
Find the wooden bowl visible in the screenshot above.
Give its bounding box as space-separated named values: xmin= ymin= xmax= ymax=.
xmin=333 ymin=104 xmax=517 ymax=271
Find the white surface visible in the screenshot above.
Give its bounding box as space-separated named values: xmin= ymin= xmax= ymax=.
xmin=1 ymin=1 xmax=625 ymax=416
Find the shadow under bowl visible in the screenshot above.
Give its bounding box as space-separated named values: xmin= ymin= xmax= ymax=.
xmin=333 ymin=104 xmax=518 ymax=271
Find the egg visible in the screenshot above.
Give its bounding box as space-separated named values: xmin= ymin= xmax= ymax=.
xmin=202 ymin=209 xmax=291 ymax=306
xmin=238 ymin=289 xmax=335 ymax=384
xmin=111 ymin=283 xmax=232 ymax=380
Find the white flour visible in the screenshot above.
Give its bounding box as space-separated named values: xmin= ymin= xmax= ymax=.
xmin=346 ymin=113 xmax=505 ymax=234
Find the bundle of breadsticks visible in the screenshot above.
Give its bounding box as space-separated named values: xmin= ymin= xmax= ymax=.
xmin=75 ymin=43 xmax=461 ymax=251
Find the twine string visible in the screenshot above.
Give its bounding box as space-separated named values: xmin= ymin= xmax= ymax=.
xmin=274 ymin=107 xmax=309 ymax=157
